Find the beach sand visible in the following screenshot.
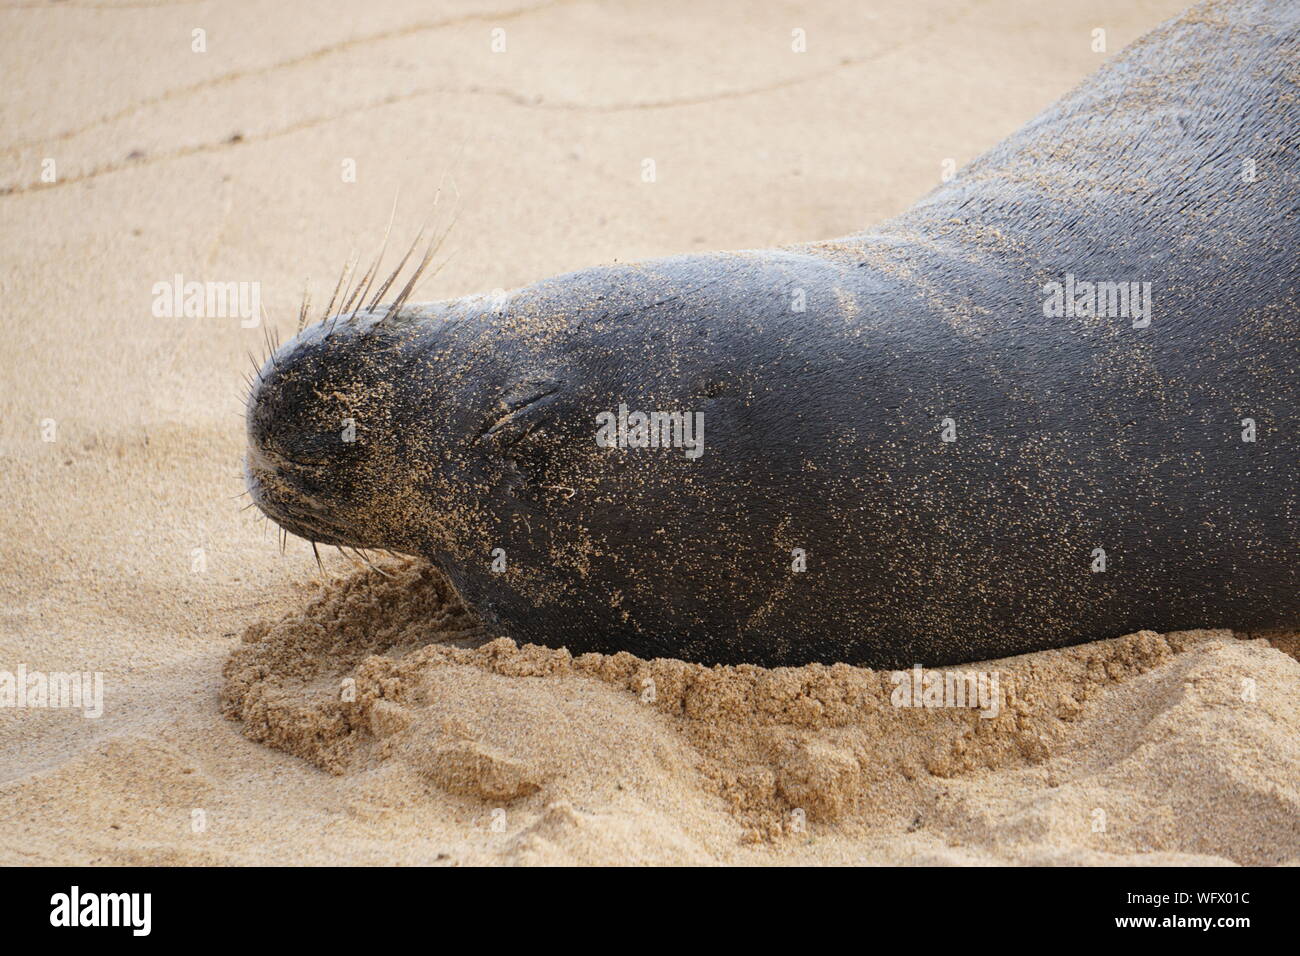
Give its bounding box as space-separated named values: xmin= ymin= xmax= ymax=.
xmin=1 ymin=0 xmax=1295 ymax=865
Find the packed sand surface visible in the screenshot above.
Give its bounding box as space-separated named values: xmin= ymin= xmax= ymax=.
xmin=2 ymin=0 xmax=1296 ymax=865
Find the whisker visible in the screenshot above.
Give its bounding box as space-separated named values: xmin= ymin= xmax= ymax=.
xmin=368 ymin=226 xmax=426 ymax=314
xmin=261 ymin=302 xmax=277 ymax=366
xmin=321 ymin=252 xmax=354 ymax=335
xmin=355 ymin=190 xmax=400 ymax=315
xmin=352 ymin=547 xmax=392 ymax=578
xmin=382 ymin=196 xmax=460 ymax=323
xmin=383 ymin=234 xmax=439 ymax=323
xmin=262 ymin=324 xmax=280 ymax=371
xmin=338 ymin=217 xmax=393 ymax=321
xmin=336 ymin=258 xmax=369 ymax=321
xmin=327 ymin=252 xmax=361 ymax=336
xmin=295 ymin=277 xmax=312 ymax=335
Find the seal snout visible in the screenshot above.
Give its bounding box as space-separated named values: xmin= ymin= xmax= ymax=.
xmin=240 ymin=319 xmax=411 ymax=557
xmin=243 ymin=358 xmax=362 ymax=550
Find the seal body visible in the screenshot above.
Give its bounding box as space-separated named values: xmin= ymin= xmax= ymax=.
xmin=248 ymin=0 xmax=1298 ymax=667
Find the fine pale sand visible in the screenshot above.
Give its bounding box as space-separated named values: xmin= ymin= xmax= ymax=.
xmin=1 ymin=0 xmax=1295 ymax=866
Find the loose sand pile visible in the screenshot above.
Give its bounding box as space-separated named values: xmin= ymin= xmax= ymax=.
xmin=221 ymin=559 xmax=1300 ymax=864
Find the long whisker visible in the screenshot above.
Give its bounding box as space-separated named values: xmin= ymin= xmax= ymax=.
xmin=320 ymin=254 xmax=352 ymax=332
xmin=367 ymin=226 xmax=425 ymax=314
xmin=326 ymin=252 xmax=360 ymax=336
xmin=382 ymin=219 xmax=454 ymax=324
xmin=354 ymin=190 xmax=400 ymax=316
xmin=336 ymin=257 xmax=370 ymax=320
xmin=352 ymin=548 xmax=392 ymax=578
xmin=295 ymin=277 xmax=312 ymax=335
xmin=339 ymin=212 xmax=396 ymax=322
xmin=262 ymin=323 xmax=279 ymax=370
xmin=368 ymin=179 xmax=455 ymax=315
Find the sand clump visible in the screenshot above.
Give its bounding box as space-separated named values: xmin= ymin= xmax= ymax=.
xmin=221 ymin=559 xmax=1300 ymax=861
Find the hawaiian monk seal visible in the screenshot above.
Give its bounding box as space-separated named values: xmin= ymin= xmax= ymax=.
xmin=246 ymin=0 xmax=1298 ymax=668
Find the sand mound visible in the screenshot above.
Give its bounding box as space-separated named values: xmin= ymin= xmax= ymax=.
xmin=222 ymin=559 xmax=1300 ymax=862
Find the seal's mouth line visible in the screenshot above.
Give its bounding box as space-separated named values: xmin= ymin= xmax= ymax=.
xmin=244 ymin=463 xmax=361 ymax=552
xmin=257 ymin=509 xmax=343 ymax=549
xmin=268 ymin=508 xmax=354 ymax=549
